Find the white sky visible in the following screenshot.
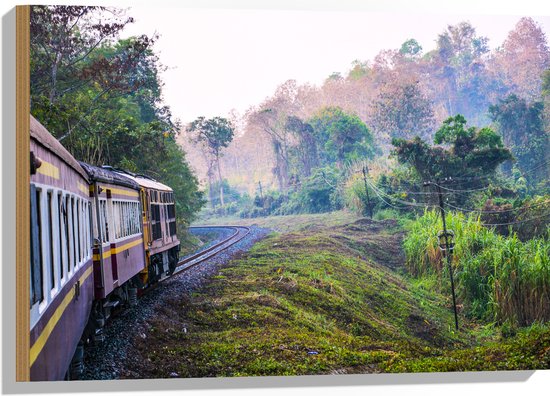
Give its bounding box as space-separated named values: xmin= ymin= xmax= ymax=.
xmin=118 ymin=1 xmax=550 ymax=125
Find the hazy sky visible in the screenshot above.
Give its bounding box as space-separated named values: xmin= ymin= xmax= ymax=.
xmin=120 ymin=2 xmax=550 ymax=125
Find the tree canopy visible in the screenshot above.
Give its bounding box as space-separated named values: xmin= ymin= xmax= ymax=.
xmin=30 ymin=5 xmax=204 ymax=226
xmin=392 ymin=115 xmax=513 ymax=180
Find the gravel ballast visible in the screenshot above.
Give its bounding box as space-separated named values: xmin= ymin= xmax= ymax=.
xmin=81 ymin=225 xmax=269 ymax=380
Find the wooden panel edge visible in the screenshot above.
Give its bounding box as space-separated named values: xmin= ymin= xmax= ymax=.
xmin=16 ymin=4 xmax=30 ymax=382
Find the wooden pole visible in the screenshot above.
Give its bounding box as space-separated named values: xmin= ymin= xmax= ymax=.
xmin=435 ymin=181 xmax=459 ymax=331
xmin=362 ymin=165 xmax=373 ymax=219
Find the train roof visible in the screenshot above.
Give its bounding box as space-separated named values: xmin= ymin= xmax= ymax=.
xmin=104 ymin=167 xmax=173 ymax=192
xmin=30 ymin=115 xmax=89 ymax=181
xmin=78 ymin=162 xmax=140 ymax=191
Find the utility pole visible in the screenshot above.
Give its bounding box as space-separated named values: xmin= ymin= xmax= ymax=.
xmin=258 ymin=181 xmax=263 ymax=200
xmin=362 ymin=164 xmax=373 ymax=219
xmin=424 ymin=178 xmax=459 ymax=331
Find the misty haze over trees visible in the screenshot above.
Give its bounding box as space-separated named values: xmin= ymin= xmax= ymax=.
xmin=181 ymin=17 xmax=549 ymax=220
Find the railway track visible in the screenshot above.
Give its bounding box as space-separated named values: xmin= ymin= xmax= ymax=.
xmin=172 ymin=225 xmax=251 ymax=276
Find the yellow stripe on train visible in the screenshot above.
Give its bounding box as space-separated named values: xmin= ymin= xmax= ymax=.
xmin=92 ymin=238 xmax=144 ymax=261
xmin=29 ymin=266 xmax=93 ymax=367
xmin=101 ymin=185 xmax=139 ymax=198
xmin=36 ymin=160 xmax=60 ymax=180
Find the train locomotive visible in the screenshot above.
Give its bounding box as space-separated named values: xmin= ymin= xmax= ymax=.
xmin=29 ymin=115 xmax=180 ymax=381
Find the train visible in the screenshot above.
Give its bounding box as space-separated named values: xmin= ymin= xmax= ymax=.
xmin=29 ymin=115 xmax=180 ymax=381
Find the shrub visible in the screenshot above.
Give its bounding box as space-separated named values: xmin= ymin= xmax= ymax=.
xmin=404 ymin=209 xmax=550 ymax=325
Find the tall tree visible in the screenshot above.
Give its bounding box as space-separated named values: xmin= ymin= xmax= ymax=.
xmin=392 ymin=115 xmax=513 ymax=181
xmin=187 ymin=117 xmax=235 ymax=207
xmin=489 ymin=95 xmax=549 ymax=185
xmin=491 ymin=17 xmax=550 ymax=101
xmin=284 ymin=115 xmax=318 ymax=178
xmin=428 ymin=22 xmax=491 ymax=121
xmin=246 ymin=80 xmax=301 ymax=191
xmin=371 ymin=80 xmax=436 ymax=141
xmin=30 ymin=5 xmax=205 ymax=228
xmin=309 ymin=107 xmax=379 ymax=168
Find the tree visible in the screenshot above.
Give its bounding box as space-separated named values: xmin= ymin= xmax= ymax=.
xmin=187 ymin=117 xmax=235 ymax=207
xmin=371 ymin=80 xmax=436 ymax=141
xmin=30 ymin=6 xmax=134 ymax=105
xmin=491 ymin=17 xmax=550 ymax=101
xmin=309 ymin=107 xmax=379 ymax=168
xmin=399 ymin=39 xmax=423 ymax=59
xmin=392 ymin=115 xmax=513 ymax=181
xmin=427 ymin=22 xmax=491 ymax=121
xmin=489 ymin=95 xmax=549 ymax=185
xmin=246 ymin=80 xmax=301 ymax=191
xmin=30 ymin=5 xmax=205 ymax=229
xmin=284 ymin=115 xmax=318 ymax=178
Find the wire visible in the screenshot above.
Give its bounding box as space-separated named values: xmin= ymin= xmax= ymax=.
xmin=480 ymin=212 xmax=550 ymax=227
xmin=431 ymin=183 xmax=493 ymax=193
xmin=366 ymin=178 xmax=431 ymax=209
xmin=443 ymin=199 xmax=550 ymax=214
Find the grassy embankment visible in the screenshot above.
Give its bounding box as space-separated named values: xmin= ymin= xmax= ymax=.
xmin=124 ymin=211 xmax=550 ymax=378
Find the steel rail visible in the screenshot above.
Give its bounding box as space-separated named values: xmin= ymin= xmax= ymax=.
xmin=171 ymin=225 xmax=251 ymax=276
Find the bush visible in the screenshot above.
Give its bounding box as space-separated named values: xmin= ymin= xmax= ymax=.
xmin=404 ymin=209 xmax=550 ymax=325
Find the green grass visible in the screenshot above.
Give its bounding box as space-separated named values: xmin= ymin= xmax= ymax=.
xmin=124 ymin=214 xmax=550 ymax=378
xmin=403 ymin=209 xmax=550 ymax=326
xmin=194 ymin=210 xmax=362 ymax=233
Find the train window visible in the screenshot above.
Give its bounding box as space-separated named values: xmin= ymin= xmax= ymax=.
xmin=99 ymin=200 xmax=109 ymax=243
xmin=71 ymin=196 xmax=77 ymax=269
xmin=47 ymin=191 xmax=55 ymax=291
xmin=63 ymin=195 xmax=71 ymax=275
xmin=86 ymin=202 xmax=91 ymax=253
xmin=167 ymin=204 xmax=176 ymax=219
xmin=125 ymin=202 xmax=129 ymax=236
xmin=80 ymin=199 xmax=85 ymax=261
xmin=169 ymin=220 xmax=177 ymax=236
xmin=75 ymin=198 xmax=80 ymax=266
xmin=84 ymin=201 xmax=89 ymax=256
xmin=99 ymin=200 xmax=104 ymax=243
xmin=113 ymin=201 xmax=119 ymax=239
xmin=58 ymin=192 xmax=65 ymax=283
xmin=30 ymin=185 xmax=43 ymax=306
xmin=151 ymin=204 xmax=162 ymax=240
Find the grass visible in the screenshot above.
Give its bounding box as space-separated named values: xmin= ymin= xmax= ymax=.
xmin=193 ymin=210 xmax=361 ymax=233
xmin=403 ymin=209 xmax=550 ymax=326
xmin=123 ymin=213 xmax=550 ymax=378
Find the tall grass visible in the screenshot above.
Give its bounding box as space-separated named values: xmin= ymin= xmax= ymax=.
xmin=404 ymin=209 xmax=550 ymax=326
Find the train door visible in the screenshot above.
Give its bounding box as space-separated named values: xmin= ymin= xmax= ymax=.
xmin=162 ymin=192 xmax=170 ymax=244
xmin=105 ymin=189 xmax=118 ymax=285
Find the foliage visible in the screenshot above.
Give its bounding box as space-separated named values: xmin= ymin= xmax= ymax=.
xmin=308 ymin=107 xmax=379 ymax=167
xmin=392 ymin=115 xmax=513 ymax=181
xmin=404 ymin=209 xmax=550 ymax=325
xmin=371 ymin=81 xmax=436 ymax=141
xmin=30 ymin=5 xmax=204 ymax=231
xmin=291 ymin=166 xmax=343 ymax=214
xmin=489 ymin=94 xmax=549 ymax=186
xmin=187 ymin=116 xmax=235 ymax=207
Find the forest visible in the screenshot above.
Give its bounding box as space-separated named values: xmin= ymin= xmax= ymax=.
xmin=183 ymin=17 xmax=549 ymax=223
xmin=29 ymin=6 xmax=205 ymax=236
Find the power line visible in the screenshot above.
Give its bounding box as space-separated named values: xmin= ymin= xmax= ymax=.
xmin=480 ymin=212 xmax=550 ymax=227
xmin=366 ymin=178 xmax=431 ymax=209
xmin=444 ymin=199 xmax=550 ymax=214
xmin=432 ymin=183 xmax=492 ymax=193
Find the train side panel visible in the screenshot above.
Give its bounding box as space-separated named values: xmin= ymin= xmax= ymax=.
xmin=89 ymin=181 xmax=146 ymax=299
xmin=30 ymin=117 xmax=93 ymax=381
